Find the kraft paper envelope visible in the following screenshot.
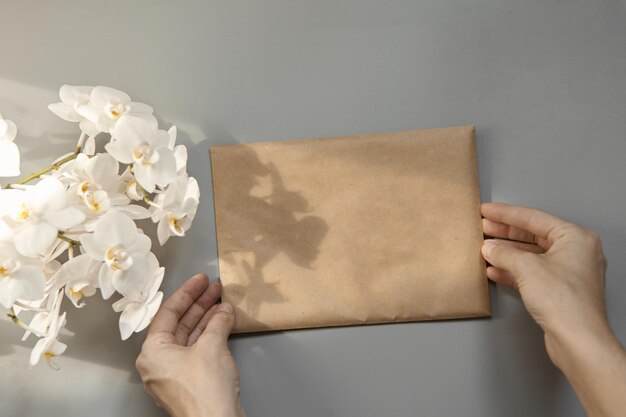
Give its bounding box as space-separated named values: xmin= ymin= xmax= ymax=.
xmin=210 ymin=125 xmax=490 ymax=333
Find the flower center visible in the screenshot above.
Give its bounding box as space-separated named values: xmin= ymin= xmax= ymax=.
xmin=104 ymin=245 xmax=133 ymax=271
xmin=168 ymin=214 xmax=187 ymax=237
xmin=84 ymin=193 xmax=100 ymax=212
xmin=16 ymin=203 xmax=31 ymax=222
xmin=132 ymin=145 xmax=160 ymax=166
xmin=105 ymin=101 xmax=127 ymax=120
xmin=79 ymin=180 xmax=97 ymax=194
xmin=78 ymin=181 xmax=107 ymax=213
xmin=0 ymin=258 xmax=20 ymax=278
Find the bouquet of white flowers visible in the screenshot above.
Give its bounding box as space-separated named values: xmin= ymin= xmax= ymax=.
xmin=0 ymin=85 xmax=199 ymax=368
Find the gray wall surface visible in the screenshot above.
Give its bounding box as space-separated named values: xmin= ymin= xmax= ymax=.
xmin=1 ymin=1 xmax=625 ymax=416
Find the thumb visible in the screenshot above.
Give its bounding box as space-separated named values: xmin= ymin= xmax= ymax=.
xmin=482 ymin=239 xmax=530 ymax=277
xmin=200 ymin=303 xmax=236 ymax=344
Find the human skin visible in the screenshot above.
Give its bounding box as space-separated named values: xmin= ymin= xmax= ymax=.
xmin=135 ymin=274 xmax=246 ymax=417
xmin=481 ymin=202 xmax=626 ymax=417
xmin=137 ymin=202 xmax=626 ymax=417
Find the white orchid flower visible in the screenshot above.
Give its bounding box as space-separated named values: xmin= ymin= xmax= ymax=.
xmin=76 ymin=86 xmax=156 ymax=134
xmin=80 ymin=211 xmax=151 ymax=299
xmin=151 ymin=175 xmax=200 ymax=245
xmin=0 ymin=114 xmax=21 ymax=177
xmin=20 ymin=289 xmax=63 ymax=341
xmin=54 ymin=254 xmax=100 ymax=308
xmin=167 ymin=126 xmax=188 ymax=174
xmin=0 ymin=242 xmax=45 ymax=308
xmin=62 ymin=154 xmax=150 ymax=221
xmin=3 ymin=177 xmax=85 ymax=257
xmin=30 ymin=303 xmax=67 ymax=369
xmin=48 ymin=85 xmax=99 ymax=140
xmin=107 ymin=116 xmax=177 ymax=192
xmin=3 ymin=83 xmax=201 ymax=367
xmin=118 ymin=167 xmax=144 ymax=201
xmin=112 ymin=252 xmax=164 ymax=340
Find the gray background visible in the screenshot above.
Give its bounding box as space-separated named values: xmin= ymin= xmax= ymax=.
xmin=0 ymin=1 xmax=625 ymax=416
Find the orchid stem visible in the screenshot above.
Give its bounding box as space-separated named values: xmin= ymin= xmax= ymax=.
xmin=4 ymin=133 xmax=84 ymax=189
xmin=75 ymin=132 xmax=87 ymax=150
xmin=7 ymin=308 xmax=46 ymax=338
xmin=13 ymin=300 xmax=48 ymax=313
xmin=57 ymin=232 xmax=80 ymax=246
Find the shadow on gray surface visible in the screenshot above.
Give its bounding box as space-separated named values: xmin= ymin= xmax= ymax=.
xmin=482 ymin=284 xmax=563 ymax=416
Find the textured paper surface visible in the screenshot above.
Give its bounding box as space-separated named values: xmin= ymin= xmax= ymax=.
xmin=210 ymin=126 xmax=490 ymax=333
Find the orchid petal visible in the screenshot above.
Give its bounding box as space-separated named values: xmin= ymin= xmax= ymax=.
xmin=80 ymin=234 xmax=106 ymax=261
xmin=133 ymin=164 xmax=156 ymax=193
xmin=127 ymin=233 xmax=151 ymax=255
xmin=0 ymin=118 xmax=17 ymax=141
xmin=105 ymin=140 xmax=134 ymax=164
xmin=76 ymin=104 xmax=102 ymax=124
xmin=109 ymin=193 xmax=131 ymax=206
xmin=96 ymin=114 xmax=114 ymax=133
xmin=79 ymin=120 xmax=100 ymax=137
xmin=0 ymin=140 xmax=21 ymax=177
xmin=95 ymin=211 xmax=138 ymax=248
xmin=150 ymin=129 xmax=170 ymax=149
xmin=111 ymin=255 xmax=148 ymax=296
xmin=98 ymin=264 xmax=116 ymax=300
xmin=111 ymin=115 xmax=156 ymax=146
xmin=59 ymin=85 xmax=93 ymax=105
xmin=27 ymin=177 xmax=66 ymax=212
xmin=185 ymin=177 xmax=200 ymax=202
xmin=157 ymin=218 xmax=170 ymax=245
xmin=119 ymin=303 xmax=146 ymax=340
xmin=167 ymin=126 xmax=177 ymax=150
xmin=136 ymin=292 xmax=163 ymax=332
xmin=173 ymin=145 xmax=187 ymax=173
xmin=154 ymin=149 xmax=177 ymax=187
xmin=0 ymin=265 xmax=45 ymax=308
xmin=83 ymin=136 xmax=96 ymax=156
xmin=44 ymin=206 xmax=85 ymax=229
xmin=85 ymin=153 xmax=119 ymax=187
xmin=116 ymin=204 xmax=151 ymax=220
xmin=48 ymin=103 xmax=82 ymax=122
xmin=14 ymin=222 xmax=57 ymax=257
xmin=91 ymin=86 xmax=131 ymax=107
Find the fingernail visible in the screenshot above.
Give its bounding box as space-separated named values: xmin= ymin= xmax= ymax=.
xmin=482 ymin=240 xmax=497 ymax=256
xmin=216 ymin=303 xmax=233 ymax=314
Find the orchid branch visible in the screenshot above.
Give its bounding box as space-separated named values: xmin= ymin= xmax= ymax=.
xmin=4 ymin=133 xmax=86 ymax=189
xmin=7 ymin=308 xmax=45 ymax=338
xmin=57 ymin=232 xmax=80 ymax=247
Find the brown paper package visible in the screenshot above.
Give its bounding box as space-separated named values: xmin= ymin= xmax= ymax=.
xmin=210 ymin=125 xmax=490 ymax=333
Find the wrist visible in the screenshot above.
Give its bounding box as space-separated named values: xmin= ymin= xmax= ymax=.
xmin=546 ymin=318 xmax=624 ymax=376
xmin=174 ymin=399 xmax=245 ymax=417
xmin=546 ymin=320 xmax=614 ymax=369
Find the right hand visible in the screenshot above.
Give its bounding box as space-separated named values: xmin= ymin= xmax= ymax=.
xmin=135 ymin=274 xmax=245 ymax=417
xmin=480 ymin=202 xmax=610 ymax=368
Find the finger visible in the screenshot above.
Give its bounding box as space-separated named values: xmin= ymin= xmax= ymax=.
xmin=481 ymin=239 xmax=531 ymax=276
xmin=187 ymin=304 xmax=219 ymax=346
xmin=481 ymin=203 xmax=568 ymax=243
xmin=482 ymin=219 xmax=550 ymax=250
xmin=174 ymin=281 xmax=222 ymax=345
xmin=486 ymin=266 xmax=517 ymax=288
xmin=198 ymin=303 xmax=236 ymax=346
xmin=147 ymin=273 xmax=210 ymax=339
xmin=492 ymin=238 xmax=545 ymax=254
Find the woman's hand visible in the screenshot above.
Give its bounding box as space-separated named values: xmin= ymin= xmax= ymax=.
xmin=135 ymin=274 xmax=245 ymax=417
xmin=481 ymin=202 xmax=626 ymax=417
